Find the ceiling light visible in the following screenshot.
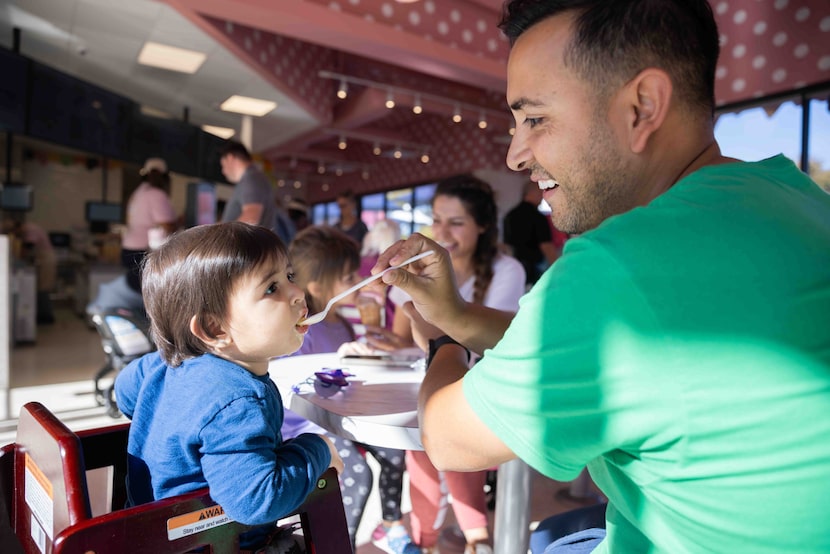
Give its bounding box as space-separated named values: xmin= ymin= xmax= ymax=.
xmin=338 ymin=135 xmax=348 ymax=150
xmin=335 ymin=167 xmax=344 ymax=176
xmin=385 ymin=91 xmax=396 ymax=109
xmin=452 ymin=104 xmax=462 ymax=123
xmin=138 ymin=41 xmax=206 ymax=74
xmin=201 ymin=125 xmax=235 ymax=139
xmin=393 ymin=146 xmax=403 ymax=159
xmin=220 ymin=95 xmax=277 ymax=117
xmin=413 ymin=95 xmax=423 ymax=115
xmin=317 ymin=162 xmax=326 ymax=174
xmin=362 ymin=169 xmax=370 ymax=180
xmin=293 ymin=180 xmax=302 ymax=189
xmin=420 ymin=152 xmax=430 ymax=164
xmin=289 ymin=157 xmax=298 ymax=168
xmin=337 ymin=79 xmax=348 ymax=99
xmin=322 ymin=183 xmax=330 ymax=192
xmin=478 ymin=112 xmax=488 ymax=129
xmin=373 ymin=142 xmax=382 ymax=156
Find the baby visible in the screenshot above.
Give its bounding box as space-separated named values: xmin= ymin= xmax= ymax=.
xmin=115 ymin=221 xmax=343 ymax=550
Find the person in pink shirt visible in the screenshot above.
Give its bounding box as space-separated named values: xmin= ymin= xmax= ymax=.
xmin=121 ymin=158 xmax=177 ymax=293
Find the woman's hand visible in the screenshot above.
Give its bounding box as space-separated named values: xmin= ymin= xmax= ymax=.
xmin=362 ymin=325 xmax=415 ymax=352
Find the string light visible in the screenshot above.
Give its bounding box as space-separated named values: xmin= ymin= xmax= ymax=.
xmin=412 ymin=94 xmax=423 ymax=114
xmin=318 ymin=70 xmax=508 ymax=129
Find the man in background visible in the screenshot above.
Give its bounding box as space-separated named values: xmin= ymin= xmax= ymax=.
xmin=219 ymin=140 xmax=295 ymax=244
xmin=335 ymin=190 xmax=368 ymax=246
xmin=503 ymin=180 xmax=559 ymax=286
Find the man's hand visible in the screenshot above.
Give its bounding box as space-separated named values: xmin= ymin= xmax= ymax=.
xmin=401 ymin=301 xmax=444 ymax=351
xmin=373 ymin=234 xmax=465 ymax=328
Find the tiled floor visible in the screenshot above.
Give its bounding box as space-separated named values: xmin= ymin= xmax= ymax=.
xmin=4 ymin=305 xmax=605 ymax=553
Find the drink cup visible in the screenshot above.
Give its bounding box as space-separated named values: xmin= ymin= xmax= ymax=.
xmin=356 ymin=294 xmax=383 ymax=327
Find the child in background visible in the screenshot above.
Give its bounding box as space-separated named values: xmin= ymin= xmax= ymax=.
xmin=285 ymin=225 xmax=418 ymax=554
xmin=115 ymin=222 xmax=343 ymax=552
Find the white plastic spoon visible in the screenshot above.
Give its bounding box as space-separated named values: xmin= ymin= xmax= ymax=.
xmin=300 ymin=250 xmax=435 ymax=326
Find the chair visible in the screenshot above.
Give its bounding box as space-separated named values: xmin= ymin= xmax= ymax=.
xmin=0 ymin=402 xmax=351 ymax=553
xmin=88 ymin=307 xmax=155 ymax=417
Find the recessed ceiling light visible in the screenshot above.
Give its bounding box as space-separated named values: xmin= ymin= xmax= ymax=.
xmin=137 ymin=41 xmax=206 ymax=74
xmin=201 ymin=125 xmax=235 ymax=139
xmin=220 ymin=95 xmax=277 ymax=117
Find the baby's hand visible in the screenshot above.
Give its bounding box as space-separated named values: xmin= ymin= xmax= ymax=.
xmin=319 ymin=434 xmax=345 ymax=474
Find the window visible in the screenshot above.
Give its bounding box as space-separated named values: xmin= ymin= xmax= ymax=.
xmin=807 ymin=96 xmax=830 ymax=193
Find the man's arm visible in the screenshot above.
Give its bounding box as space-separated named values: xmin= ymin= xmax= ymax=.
xmin=418 ymin=344 xmax=515 ymax=470
xmin=237 ymin=203 xmax=264 ymax=225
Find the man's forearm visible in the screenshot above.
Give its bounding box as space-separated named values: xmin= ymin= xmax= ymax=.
xmin=442 ymin=302 xmax=514 ymax=354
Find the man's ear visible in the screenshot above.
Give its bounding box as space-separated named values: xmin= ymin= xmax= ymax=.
xmin=189 ymin=315 xmax=231 ymax=349
xmin=619 ymin=68 xmax=672 ymax=154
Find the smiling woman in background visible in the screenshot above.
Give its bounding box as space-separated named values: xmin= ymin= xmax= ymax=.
xmin=387 ymin=175 xmax=526 ymax=554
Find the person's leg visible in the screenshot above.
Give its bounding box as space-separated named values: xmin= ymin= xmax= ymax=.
xmin=530 ymin=503 xmax=607 ymax=554
xmin=329 ymin=435 xmax=372 ymax=548
xmin=365 ymin=445 xmax=420 ymax=553
xmin=405 ymin=450 xmax=446 ymax=549
xmin=444 ymin=470 xmax=491 ymax=550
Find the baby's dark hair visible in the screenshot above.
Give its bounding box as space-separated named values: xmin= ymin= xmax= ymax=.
xmin=289 ymin=225 xmax=360 ymax=314
xmin=141 ymin=222 xmax=289 ymax=366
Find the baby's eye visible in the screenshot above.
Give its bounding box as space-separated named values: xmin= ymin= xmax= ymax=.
xmin=265 ymin=282 xmax=278 ymax=295
xmin=287 ymin=272 xmax=296 ymax=283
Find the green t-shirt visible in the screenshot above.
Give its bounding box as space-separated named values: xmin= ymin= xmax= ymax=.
xmin=465 ymin=156 xmax=830 ymax=553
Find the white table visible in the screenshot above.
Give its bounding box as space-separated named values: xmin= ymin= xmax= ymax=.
xmin=269 ymin=353 xmax=532 ymax=554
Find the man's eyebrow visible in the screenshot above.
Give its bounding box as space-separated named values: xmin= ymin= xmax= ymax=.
xmin=509 ymin=97 xmax=545 ymax=111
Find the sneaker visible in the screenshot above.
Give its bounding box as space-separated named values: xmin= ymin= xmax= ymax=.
xmin=372 ymin=522 xmax=422 ymax=554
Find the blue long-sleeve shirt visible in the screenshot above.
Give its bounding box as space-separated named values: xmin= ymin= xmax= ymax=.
xmin=115 ymin=351 xmax=331 ymax=527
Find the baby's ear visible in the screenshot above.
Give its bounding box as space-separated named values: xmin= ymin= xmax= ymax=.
xmin=189 ymin=315 xmax=231 ymax=349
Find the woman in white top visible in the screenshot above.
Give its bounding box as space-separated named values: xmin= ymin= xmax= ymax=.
xmin=121 ymin=158 xmax=177 ymax=293
xmin=385 ymin=175 xmax=526 ymax=554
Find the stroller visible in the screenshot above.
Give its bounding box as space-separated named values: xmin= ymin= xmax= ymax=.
xmin=86 ymin=275 xmax=155 ymax=418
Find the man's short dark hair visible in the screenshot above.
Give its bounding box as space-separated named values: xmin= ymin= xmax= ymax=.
xmin=499 ymin=0 xmax=720 ymax=115
xmin=218 ymin=140 xmax=252 ymax=162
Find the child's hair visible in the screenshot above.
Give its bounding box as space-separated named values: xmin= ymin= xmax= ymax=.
xmin=433 ymin=174 xmax=498 ymax=305
xmin=361 ymin=218 xmax=401 ymax=256
xmin=141 ymin=221 xmax=289 ymax=367
xmin=289 ymin=225 xmax=361 ymax=314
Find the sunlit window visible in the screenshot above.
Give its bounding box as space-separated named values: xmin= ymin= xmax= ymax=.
xmin=715 ymin=100 xmax=802 ymax=167
xmin=808 ymin=96 xmax=830 ymax=193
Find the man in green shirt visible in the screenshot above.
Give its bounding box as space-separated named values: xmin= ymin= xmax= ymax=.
xmin=374 ymin=1 xmax=830 ymax=552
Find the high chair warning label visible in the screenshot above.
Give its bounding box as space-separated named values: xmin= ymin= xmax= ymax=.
xmin=24 ymin=453 xmax=54 ymax=541
xmin=167 ymin=504 xmax=233 ymax=541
